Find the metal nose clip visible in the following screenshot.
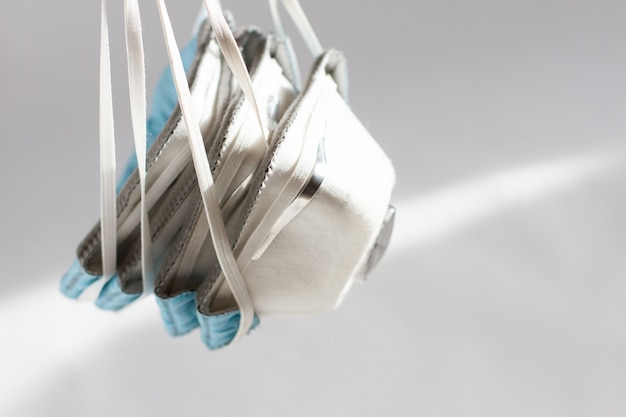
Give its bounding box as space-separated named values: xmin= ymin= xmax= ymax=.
xmin=357 ymin=205 xmax=396 ymax=282
xmin=251 ymin=133 xmax=327 ymax=260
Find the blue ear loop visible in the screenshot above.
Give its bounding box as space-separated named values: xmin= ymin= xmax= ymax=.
xmin=60 ymin=33 xmax=259 ymax=348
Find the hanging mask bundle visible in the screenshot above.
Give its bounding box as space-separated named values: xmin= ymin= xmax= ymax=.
xmin=61 ymin=0 xmax=396 ymax=349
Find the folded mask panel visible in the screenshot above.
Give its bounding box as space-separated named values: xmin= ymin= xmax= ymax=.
xmin=196 ymin=50 xmax=396 ymax=348
xmin=119 ymin=32 xmax=199 ymax=188
xmin=59 ymin=26 xmax=203 ymax=303
xmin=115 ymin=29 xmax=292 ymax=300
xmin=76 ymin=22 xmax=227 ymax=278
xmin=110 ymin=50 xmax=237 ymax=295
xmin=152 ymin=35 xmax=299 ymax=336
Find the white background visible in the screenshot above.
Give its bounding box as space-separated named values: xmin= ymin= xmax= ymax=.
xmin=1 ymin=1 xmax=626 ymax=416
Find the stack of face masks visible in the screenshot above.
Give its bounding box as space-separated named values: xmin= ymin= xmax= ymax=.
xmin=60 ymin=0 xmax=396 ymax=350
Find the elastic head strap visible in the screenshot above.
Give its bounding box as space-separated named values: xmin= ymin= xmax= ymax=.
xmin=269 ymin=0 xmax=323 ymax=57
xmin=98 ymin=0 xmax=117 ymax=288
xmin=124 ymin=0 xmax=154 ymax=295
xmin=87 ymin=0 xmax=154 ymax=304
xmin=155 ymin=0 xmax=257 ymax=344
xmin=95 ymin=0 xmax=287 ymax=344
xmin=202 ymin=0 xmax=269 ymax=142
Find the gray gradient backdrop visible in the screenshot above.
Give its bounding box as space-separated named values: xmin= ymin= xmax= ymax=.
xmin=1 ymin=1 xmax=626 ymax=416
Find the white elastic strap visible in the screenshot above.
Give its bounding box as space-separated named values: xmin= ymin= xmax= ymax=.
xmin=124 ymin=0 xmax=154 ymax=294
xmin=268 ymin=0 xmax=323 ymax=57
xmin=201 ymin=0 xmax=269 ymax=141
xmin=155 ymin=0 xmax=255 ymax=344
xmin=99 ymin=0 xmax=117 ymax=284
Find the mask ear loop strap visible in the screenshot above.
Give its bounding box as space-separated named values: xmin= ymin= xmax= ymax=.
xmin=269 ymin=0 xmax=324 ymax=57
xmin=98 ymin=0 xmax=117 ymax=293
xmin=124 ymin=0 xmax=154 ymax=295
xmin=86 ymin=0 xmax=154 ymax=303
xmin=155 ymin=0 xmax=267 ymax=344
xmin=201 ymin=0 xmax=269 ymax=141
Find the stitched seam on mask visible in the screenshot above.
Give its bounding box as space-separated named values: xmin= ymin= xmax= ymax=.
xmin=155 ymin=198 xmax=204 ymax=294
xmin=78 ymin=30 xmax=217 ymax=267
xmin=229 ymin=51 xmax=341 ymax=254
xmin=151 ymin=173 xmax=197 ymax=238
